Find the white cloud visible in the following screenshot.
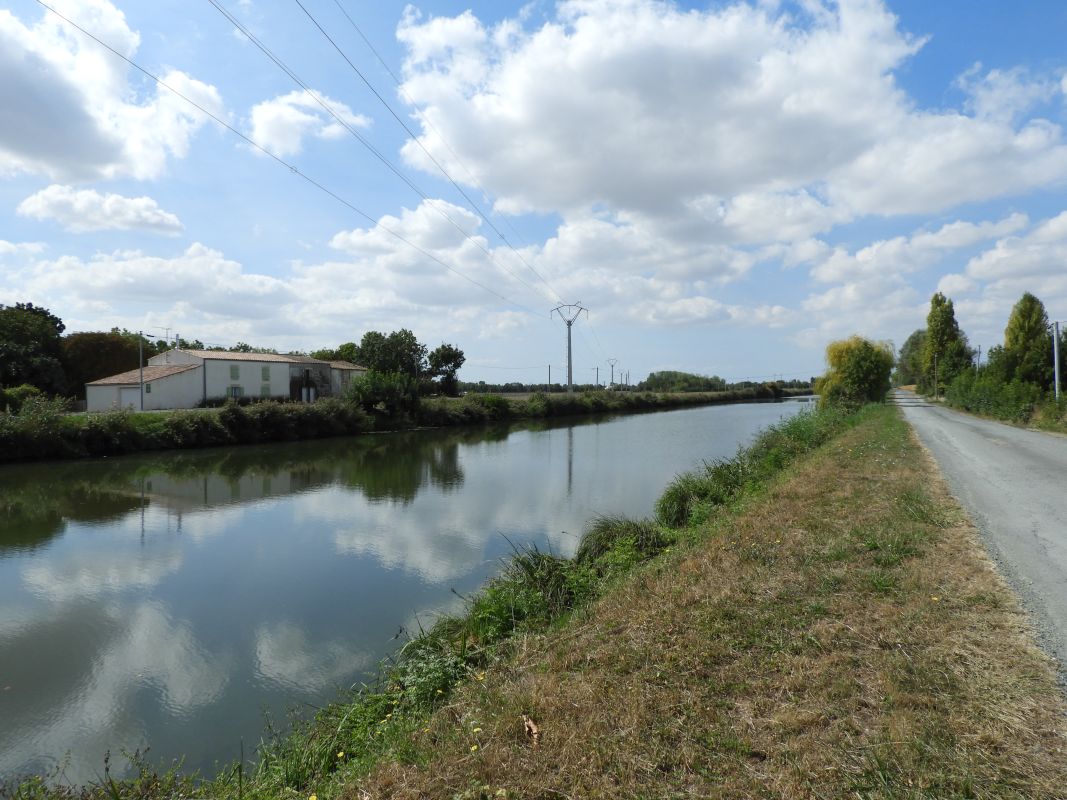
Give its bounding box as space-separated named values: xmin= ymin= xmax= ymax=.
xmin=17 ymin=184 xmax=183 ymax=234
xmin=22 ymin=549 xmax=183 ymax=602
xmin=956 ymin=63 xmax=1058 ymax=124
xmin=254 ymin=622 xmax=371 ymax=692
xmin=0 ymin=1 xmax=223 ymax=180
xmin=396 ymin=0 xmax=1067 ymax=230
xmin=0 ymin=240 xmax=45 ymax=256
xmin=811 ymin=213 xmax=1028 ymax=284
xmin=248 ymin=90 xmax=371 ymax=157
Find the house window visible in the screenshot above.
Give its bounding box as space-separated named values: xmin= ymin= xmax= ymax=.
xmin=230 ymin=365 xmax=240 ymax=380
xmin=144 ymin=383 xmax=152 ymax=394
xmin=261 ymin=365 xmax=270 ymax=381
xmin=260 ymin=383 xmax=270 ymax=398
xmin=229 ymin=386 xmax=243 ymax=399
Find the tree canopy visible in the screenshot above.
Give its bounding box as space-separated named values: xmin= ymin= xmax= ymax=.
xmin=893 ymin=329 xmax=926 ymax=386
xmin=61 ymin=333 xmax=142 ymax=397
xmin=0 ymin=303 xmax=66 ymax=393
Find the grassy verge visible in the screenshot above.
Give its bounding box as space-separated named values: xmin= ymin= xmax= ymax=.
xmin=0 ymin=387 xmax=810 ymax=463
xmin=354 ymin=405 xmax=1067 ymax=798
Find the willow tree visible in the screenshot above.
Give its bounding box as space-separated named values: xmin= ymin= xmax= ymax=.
xmin=815 ymin=336 xmax=895 ymax=408
xmin=921 ymin=292 xmax=972 ymax=394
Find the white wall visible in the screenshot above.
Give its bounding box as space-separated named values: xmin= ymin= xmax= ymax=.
xmin=204 ymin=359 xmax=289 ymax=402
xmin=142 ymin=367 xmax=204 ymax=410
xmin=86 ymin=367 xmax=205 ymax=412
xmin=86 ymin=385 xmax=122 ymax=412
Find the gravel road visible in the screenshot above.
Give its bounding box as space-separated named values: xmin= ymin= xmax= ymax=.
xmin=896 ymin=390 xmax=1067 ymax=682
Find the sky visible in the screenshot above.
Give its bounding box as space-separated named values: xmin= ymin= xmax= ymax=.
xmin=2 ymin=0 xmax=1067 ymax=385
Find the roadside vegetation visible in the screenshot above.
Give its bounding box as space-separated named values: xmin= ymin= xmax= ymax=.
xmin=898 ymin=290 xmax=1067 ymax=431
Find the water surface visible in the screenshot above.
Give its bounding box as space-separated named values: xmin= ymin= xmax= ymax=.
xmin=0 ymin=399 xmax=808 ymax=781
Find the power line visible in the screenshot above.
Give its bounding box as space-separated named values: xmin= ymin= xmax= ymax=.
xmin=326 ymin=0 xmax=565 ymax=303
xmin=208 ymin=0 xmax=553 ymax=307
xmin=34 ymin=0 xmax=540 ymax=317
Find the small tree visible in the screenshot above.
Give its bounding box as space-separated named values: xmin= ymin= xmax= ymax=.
xmin=815 ymin=336 xmax=894 ymax=408
xmin=428 ymin=343 xmax=465 ymax=396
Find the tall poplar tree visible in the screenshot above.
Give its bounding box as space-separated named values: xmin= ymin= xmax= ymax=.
xmin=1002 ymin=292 xmax=1053 ymax=388
xmin=921 ymin=292 xmax=972 ymax=393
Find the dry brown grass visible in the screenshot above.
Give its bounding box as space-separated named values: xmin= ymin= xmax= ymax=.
xmin=345 ymin=407 xmax=1067 ymax=799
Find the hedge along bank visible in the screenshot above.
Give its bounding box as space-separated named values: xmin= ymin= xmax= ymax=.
xmin=0 ymin=384 xmax=810 ymax=463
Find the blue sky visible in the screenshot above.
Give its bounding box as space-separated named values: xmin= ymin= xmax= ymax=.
xmin=2 ymin=0 xmax=1067 ymax=384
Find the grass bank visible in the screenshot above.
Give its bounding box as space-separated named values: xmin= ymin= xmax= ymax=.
xmin=12 ymin=403 xmax=1061 ymax=799
xmin=0 ymin=386 xmax=809 ymax=463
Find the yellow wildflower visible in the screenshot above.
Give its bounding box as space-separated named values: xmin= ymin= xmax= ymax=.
xmin=473 ymin=727 xmax=482 ymax=733
xmin=336 ymin=751 xmax=344 ymax=759
xmin=309 ymin=795 xmax=317 ymax=800
xmin=470 ymin=744 xmax=479 ymax=752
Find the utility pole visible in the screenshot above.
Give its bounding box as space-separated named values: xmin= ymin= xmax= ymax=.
xmin=607 ymin=357 xmax=618 ymax=387
xmin=1054 ymin=321 xmax=1061 ymax=402
xmin=595 ymin=366 xmax=599 ymax=387
xmin=934 ymin=354 xmax=938 ymax=400
xmin=976 ymin=345 xmax=981 ymax=373
xmin=551 ymin=303 xmax=588 ymax=393
xmin=138 ymin=330 xmax=144 ymax=411
xmin=548 ymin=364 xmax=551 ymax=393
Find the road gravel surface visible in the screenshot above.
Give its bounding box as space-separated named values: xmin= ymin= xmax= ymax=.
xmin=896 ymin=390 xmax=1067 ymax=682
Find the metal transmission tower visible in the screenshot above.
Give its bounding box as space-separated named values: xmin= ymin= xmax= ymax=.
xmin=607 ymin=358 xmax=618 ymax=387
xmin=551 ymin=303 xmax=588 ymax=393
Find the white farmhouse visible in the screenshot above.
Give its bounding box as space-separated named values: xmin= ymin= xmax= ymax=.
xmin=86 ymin=349 xmax=367 ymax=412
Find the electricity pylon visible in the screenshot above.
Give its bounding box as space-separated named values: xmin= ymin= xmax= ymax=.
xmin=607 ymin=357 xmax=618 ymax=387
xmin=551 ymin=303 xmax=588 ymax=393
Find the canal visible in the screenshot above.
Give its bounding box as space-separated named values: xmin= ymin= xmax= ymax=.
xmin=0 ymin=399 xmax=808 ymax=782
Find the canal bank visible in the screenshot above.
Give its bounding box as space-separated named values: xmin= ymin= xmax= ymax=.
xmin=0 ymin=386 xmax=809 ymax=463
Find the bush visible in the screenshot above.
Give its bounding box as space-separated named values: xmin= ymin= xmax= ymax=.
xmin=346 ymin=371 xmax=419 ymax=417
xmin=161 ymin=409 xmax=232 ymax=448
xmin=944 ymin=371 xmax=1044 ymax=422
xmin=79 ymin=408 xmax=144 ymax=455
xmin=816 ymin=336 xmax=894 ymax=408
xmin=0 ymin=383 xmax=44 ymax=413
xmin=0 ymin=395 xmax=76 ymax=460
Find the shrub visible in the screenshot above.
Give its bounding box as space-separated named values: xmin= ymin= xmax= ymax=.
xmin=161 ymin=409 xmax=232 ymax=448
xmin=462 ymin=393 xmax=511 ymax=420
xmin=816 ymin=336 xmax=894 ymax=408
xmin=0 ymin=383 xmax=43 ymax=413
xmin=79 ymin=408 xmax=143 ymax=455
xmin=346 ymin=371 xmax=419 ymax=417
xmin=0 ymin=395 xmax=76 ymax=460
xmin=944 ymin=371 xmax=1043 ymax=422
